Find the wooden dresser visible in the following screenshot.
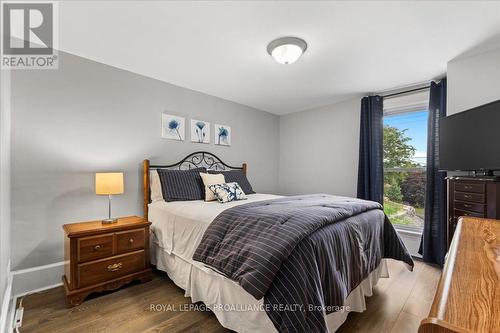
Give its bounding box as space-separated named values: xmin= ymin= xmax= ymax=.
xmin=62 ymin=216 xmax=152 ymax=306
xmin=418 ymin=217 xmax=500 ymax=333
xmin=447 ymin=176 xmax=500 ymax=246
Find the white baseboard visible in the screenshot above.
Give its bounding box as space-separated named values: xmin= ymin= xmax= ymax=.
xmin=0 ymin=260 xmax=63 ymax=333
xmin=12 ymin=261 xmax=66 ymax=298
xmin=0 ymin=261 xmax=12 ymax=333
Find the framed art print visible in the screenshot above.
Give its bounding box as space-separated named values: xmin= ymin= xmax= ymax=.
xmin=215 ymin=124 xmax=231 ymax=146
xmin=162 ymin=113 xmax=185 ymax=141
xmin=191 ymin=119 xmax=210 ymax=144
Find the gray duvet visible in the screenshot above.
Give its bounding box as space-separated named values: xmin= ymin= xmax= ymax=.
xmin=193 ymin=194 xmax=414 ymax=332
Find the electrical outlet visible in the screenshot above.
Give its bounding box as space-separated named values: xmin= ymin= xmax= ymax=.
xmin=13 ymin=306 xmax=24 ymax=329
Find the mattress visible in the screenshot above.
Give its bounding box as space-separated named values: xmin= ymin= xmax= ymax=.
xmin=148 ymin=193 xmax=282 ymax=259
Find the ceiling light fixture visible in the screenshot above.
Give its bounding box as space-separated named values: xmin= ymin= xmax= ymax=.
xmin=267 ymin=37 xmax=307 ymax=65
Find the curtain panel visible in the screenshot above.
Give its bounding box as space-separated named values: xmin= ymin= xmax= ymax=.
xmin=357 ymin=95 xmax=384 ymax=204
xmin=419 ymin=79 xmax=447 ymax=265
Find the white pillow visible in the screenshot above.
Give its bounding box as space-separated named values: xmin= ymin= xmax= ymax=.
xmin=150 ymin=170 xmax=163 ymax=202
xmin=200 ymin=173 xmax=225 ymax=201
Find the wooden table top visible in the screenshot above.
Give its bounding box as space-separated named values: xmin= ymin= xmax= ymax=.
xmin=419 ymin=217 xmax=500 ymax=333
xmin=63 ymin=216 xmax=150 ymax=238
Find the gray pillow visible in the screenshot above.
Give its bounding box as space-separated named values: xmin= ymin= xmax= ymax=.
xmin=157 ymin=167 xmax=207 ymax=201
xmin=208 ymin=169 xmax=255 ymax=194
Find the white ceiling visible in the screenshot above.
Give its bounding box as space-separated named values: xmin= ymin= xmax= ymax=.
xmin=58 ymin=1 xmax=500 ymax=115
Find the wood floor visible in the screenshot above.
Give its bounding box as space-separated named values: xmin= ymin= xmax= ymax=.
xmin=17 ymin=259 xmax=440 ymax=333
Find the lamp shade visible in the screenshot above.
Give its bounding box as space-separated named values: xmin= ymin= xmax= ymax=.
xmin=95 ymin=172 xmax=124 ymax=195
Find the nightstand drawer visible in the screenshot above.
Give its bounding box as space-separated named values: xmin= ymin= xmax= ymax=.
xmin=116 ymin=228 xmax=145 ymax=254
xmin=77 ymin=250 xmax=146 ymax=288
xmin=77 ymin=234 xmax=114 ymax=262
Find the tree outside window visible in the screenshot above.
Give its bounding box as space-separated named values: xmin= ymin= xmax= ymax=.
xmin=383 ymin=112 xmax=427 ymax=229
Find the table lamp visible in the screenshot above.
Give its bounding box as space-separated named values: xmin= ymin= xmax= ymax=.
xmin=95 ymin=172 xmax=124 ymax=224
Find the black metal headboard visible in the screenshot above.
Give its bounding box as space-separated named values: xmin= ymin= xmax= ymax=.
xmin=142 ymin=151 xmax=247 ymax=219
xmin=149 ymin=151 xmax=244 ymax=172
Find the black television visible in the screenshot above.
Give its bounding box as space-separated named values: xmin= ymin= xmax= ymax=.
xmin=439 ymin=99 xmax=500 ymax=175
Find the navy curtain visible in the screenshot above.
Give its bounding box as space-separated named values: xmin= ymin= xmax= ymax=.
xmin=357 ymin=95 xmax=384 ymax=204
xmin=419 ymin=79 xmax=447 ymax=265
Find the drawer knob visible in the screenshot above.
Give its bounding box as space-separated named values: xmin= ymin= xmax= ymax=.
xmin=107 ymin=262 xmax=122 ymax=272
xmin=94 ymin=245 xmax=101 ymax=251
xmin=128 ymin=238 xmax=134 ymax=244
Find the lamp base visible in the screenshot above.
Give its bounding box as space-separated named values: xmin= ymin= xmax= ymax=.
xmin=102 ymin=218 xmax=118 ymax=224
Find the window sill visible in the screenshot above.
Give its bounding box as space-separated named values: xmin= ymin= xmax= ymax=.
xmin=394 ymin=225 xmax=423 ymax=258
xmin=394 ymin=225 xmax=423 ymax=236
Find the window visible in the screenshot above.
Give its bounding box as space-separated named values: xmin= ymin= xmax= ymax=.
xmin=383 ymin=90 xmax=429 ymax=233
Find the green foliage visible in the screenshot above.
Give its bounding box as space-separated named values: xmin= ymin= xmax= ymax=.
xmin=383 ymin=125 xmax=417 ymax=204
xmin=385 ymin=180 xmax=403 ymax=202
xmin=384 ymin=171 xmax=407 ymax=195
xmin=383 ymin=199 xmax=413 ymax=225
xmin=383 ymin=199 xmax=401 ymax=216
xmin=383 ymin=125 xmax=416 ymax=169
xmin=389 ymin=215 xmax=414 ymax=225
xmin=382 ymin=122 xmax=426 ymax=227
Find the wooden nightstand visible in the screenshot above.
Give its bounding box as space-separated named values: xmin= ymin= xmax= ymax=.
xmin=62 ymin=216 xmax=152 ymax=306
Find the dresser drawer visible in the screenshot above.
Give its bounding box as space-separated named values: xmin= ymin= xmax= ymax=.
xmin=454 ymin=201 xmax=485 ymax=214
xmin=453 ymin=209 xmax=485 ymax=219
xmin=116 ymin=228 xmax=145 ymax=254
xmin=454 ymin=192 xmax=485 ymax=203
xmin=77 ymin=234 xmax=114 ymax=262
xmin=77 ymin=250 xmax=146 ymax=288
xmin=454 ymin=183 xmax=485 ymax=194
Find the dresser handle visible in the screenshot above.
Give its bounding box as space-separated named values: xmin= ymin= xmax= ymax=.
xmin=464 ymin=195 xmax=471 ymax=199
xmin=94 ymin=245 xmax=101 ymax=251
xmin=464 ymin=185 xmax=472 ymax=189
xmin=107 ymin=262 xmax=122 ymax=272
xmin=464 ymin=204 xmax=472 ymax=208
xmin=128 ymin=238 xmax=134 ymax=244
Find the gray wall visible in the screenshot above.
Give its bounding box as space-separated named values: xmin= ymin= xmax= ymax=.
xmin=447 ymin=46 xmax=500 ymax=115
xmin=279 ymin=97 xmax=361 ymax=197
xmin=1 ymin=70 xmax=11 ymax=302
xmin=10 ymin=52 xmax=279 ymax=270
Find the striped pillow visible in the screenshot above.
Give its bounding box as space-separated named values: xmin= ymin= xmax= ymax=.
xmin=157 ymin=168 xmax=206 ymax=202
xmin=208 ymin=170 xmax=255 ymax=194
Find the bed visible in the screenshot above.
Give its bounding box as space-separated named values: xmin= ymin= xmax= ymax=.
xmin=143 ymin=152 xmax=413 ymax=333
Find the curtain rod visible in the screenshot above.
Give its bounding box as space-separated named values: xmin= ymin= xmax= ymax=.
xmin=382 ymin=85 xmax=430 ymax=99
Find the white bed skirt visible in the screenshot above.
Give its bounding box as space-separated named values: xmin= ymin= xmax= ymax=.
xmin=151 ymin=243 xmax=389 ymax=333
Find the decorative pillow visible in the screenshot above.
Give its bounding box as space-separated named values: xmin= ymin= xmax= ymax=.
xmin=208 ymin=182 xmax=247 ymax=203
xmin=200 ymin=173 xmax=225 ymax=201
xmin=208 ymin=170 xmax=255 ymax=194
xmin=150 ymin=170 xmax=163 ymax=202
xmin=157 ymin=167 xmax=207 ymax=202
